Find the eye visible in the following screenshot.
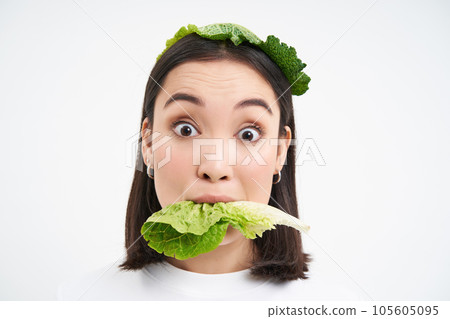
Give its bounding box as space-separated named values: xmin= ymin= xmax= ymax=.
xmin=172 ymin=121 xmax=199 ymax=137
xmin=237 ymin=126 xmax=263 ymax=143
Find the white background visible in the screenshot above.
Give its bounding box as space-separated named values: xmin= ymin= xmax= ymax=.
xmin=0 ymin=0 xmax=449 ymax=300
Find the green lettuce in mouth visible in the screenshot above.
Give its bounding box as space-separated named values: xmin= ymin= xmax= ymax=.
xmin=141 ymin=201 xmax=310 ymax=260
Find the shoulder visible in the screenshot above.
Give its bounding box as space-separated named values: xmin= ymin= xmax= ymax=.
xmin=260 ymin=272 xmax=369 ymax=300
xmin=57 ymin=263 xmax=150 ymax=300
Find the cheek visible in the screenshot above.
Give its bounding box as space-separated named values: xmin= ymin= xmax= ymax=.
xmin=236 ymin=141 xmax=278 ymax=203
xmin=152 ymin=141 xmax=194 ymax=207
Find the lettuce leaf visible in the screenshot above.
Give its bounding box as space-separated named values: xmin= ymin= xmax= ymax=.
xmin=141 ymin=221 xmax=229 ymax=260
xmin=141 ymin=201 xmax=310 ymax=260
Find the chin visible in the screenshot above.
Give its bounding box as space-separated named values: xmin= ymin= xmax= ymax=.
xmin=218 ymin=225 xmax=242 ymax=246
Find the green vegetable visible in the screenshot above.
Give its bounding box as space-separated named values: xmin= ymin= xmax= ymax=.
xmin=156 ymin=23 xmax=311 ymax=96
xmin=141 ymin=201 xmax=310 ymax=260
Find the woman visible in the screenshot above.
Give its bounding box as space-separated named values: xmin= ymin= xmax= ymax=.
xmin=57 ymin=23 xmax=363 ymax=300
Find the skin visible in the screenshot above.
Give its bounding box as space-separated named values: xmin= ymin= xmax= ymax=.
xmin=141 ymin=60 xmax=291 ymax=274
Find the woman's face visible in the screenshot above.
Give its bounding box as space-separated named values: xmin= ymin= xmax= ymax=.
xmin=141 ymin=60 xmax=291 ymax=245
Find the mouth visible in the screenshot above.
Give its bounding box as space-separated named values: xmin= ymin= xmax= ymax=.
xmin=191 ymin=194 xmax=237 ymax=204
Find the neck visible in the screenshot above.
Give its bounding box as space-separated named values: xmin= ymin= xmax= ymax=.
xmin=165 ymin=232 xmax=255 ymax=274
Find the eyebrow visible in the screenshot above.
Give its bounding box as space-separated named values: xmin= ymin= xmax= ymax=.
xmin=163 ymin=92 xmax=273 ymax=115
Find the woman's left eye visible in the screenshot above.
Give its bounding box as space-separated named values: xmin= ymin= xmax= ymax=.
xmin=237 ymin=126 xmax=263 ymax=143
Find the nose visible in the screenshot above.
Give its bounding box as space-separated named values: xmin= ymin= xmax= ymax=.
xmin=196 ymin=139 xmax=233 ymax=182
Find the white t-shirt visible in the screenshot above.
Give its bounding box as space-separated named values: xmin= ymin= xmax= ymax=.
xmin=57 ymin=260 xmax=368 ymax=301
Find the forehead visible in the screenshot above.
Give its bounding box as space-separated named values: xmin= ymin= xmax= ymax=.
xmin=157 ymin=60 xmax=278 ymax=103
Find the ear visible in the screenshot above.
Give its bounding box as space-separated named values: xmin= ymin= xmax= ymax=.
xmin=275 ymin=126 xmax=292 ymax=173
xmin=141 ymin=117 xmax=153 ymax=166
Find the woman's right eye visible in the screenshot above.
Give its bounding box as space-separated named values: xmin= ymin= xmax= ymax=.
xmin=172 ymin=121 xmax=199 ymax=137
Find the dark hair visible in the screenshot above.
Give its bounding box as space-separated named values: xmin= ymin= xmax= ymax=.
xmin=119 ymin=33 xmax=311 ymax=281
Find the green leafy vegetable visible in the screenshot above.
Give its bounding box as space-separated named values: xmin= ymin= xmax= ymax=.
xmin=141 ymin=221 xmax=229 ymax=260
xmin=156 ymin=23 xmax=311 ymax=96
xmin=259 ymin=35 xmax=311 ymax=96
xmin=141 ymin=201 xmax=310 ymax=260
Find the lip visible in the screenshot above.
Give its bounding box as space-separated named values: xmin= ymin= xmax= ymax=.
xmin=191 ymin=194 xmax=237 ymax=204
